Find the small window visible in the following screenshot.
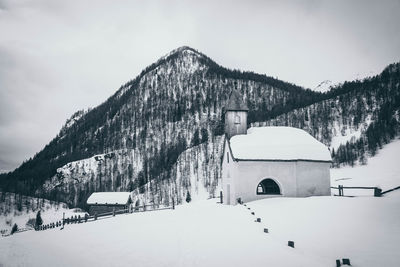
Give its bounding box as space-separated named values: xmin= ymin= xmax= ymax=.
xmin=227 ymin=152 xmax=229 ymax=163
xmin=234 ymin=115 xmax=241 ymax=124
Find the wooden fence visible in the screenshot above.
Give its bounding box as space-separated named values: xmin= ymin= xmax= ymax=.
xmin=35 ymin=203 xmax=175 ymax=232
xmin=331 ymin=185 xmax=400 ymax=197
xmin=380 ymin=186 xmax=400 ymax=196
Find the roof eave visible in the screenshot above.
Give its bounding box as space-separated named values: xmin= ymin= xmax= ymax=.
xmin=235 ymin=158 xmax=332 ymax=163
xmin=225 ymin=108 xmax=249 ymax=112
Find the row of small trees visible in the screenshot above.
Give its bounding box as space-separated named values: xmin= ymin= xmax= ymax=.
xmin=9 ymin=210 xmax=43 ymax=235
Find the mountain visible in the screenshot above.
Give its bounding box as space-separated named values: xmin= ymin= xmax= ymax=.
xmin=312 ymin=80 xmax=334 ymax=93
xmin=0 ymin=46 xmax=399 ymax=209
xmin=255 ymin=62 xmax=400 ymax=167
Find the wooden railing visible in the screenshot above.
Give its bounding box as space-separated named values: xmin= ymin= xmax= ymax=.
xmin=34 ymin=203 xmax=175 ymax=232
xmin=331 ymin=185 xmax=400 ymax=197
xmin=380 ymin=186 xmax=400 ymax=195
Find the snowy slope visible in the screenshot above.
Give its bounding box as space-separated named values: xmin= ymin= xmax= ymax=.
xmin=0 ymin=193 xmax=86 ymax=235
xmin=1 ymin=138 xmax=400 ymax=266
xmin=1 ymin=194 xmax=399 ymax=266
xmin=331 ymin=137 xmax=400 ymax=193
xmin=248 ymin=192 xmax=400 ymax=267
xmin=0 ymin=200 xmax=332 ymax=267
xmin=312 ymin=80 xmax=335 ymax=93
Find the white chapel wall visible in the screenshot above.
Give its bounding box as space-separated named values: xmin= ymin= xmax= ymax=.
xmin=233 ymin=161 xmax=298 ymax=203
xmin=295 ymin=161 xmax=331 ymax=197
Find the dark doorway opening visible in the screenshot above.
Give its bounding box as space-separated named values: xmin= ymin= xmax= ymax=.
xmin=256 ymin=179 xmax=281 ymax=195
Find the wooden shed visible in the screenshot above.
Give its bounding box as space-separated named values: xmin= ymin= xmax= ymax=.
xmin=86 ymin=192 xmax=132 ymax=215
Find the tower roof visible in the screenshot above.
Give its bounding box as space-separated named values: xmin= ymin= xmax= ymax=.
xmin=225 ymin=89 xmax=248 ymax=111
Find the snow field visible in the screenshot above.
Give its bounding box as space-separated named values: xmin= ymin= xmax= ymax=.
xmin=247 ymin=192 xmax=400 ymax=267
xmin=331 ymin=138 xmax=400 ymax=195
xmin=0 ymin=196 xmax=86 ymax=235
xmin=1 ymin=200 xmax=331 ymax=267
xmin=1 ymin=192 xmax=399 ymax=266
xmin=1 ymin=134 xmax=399 ymax=266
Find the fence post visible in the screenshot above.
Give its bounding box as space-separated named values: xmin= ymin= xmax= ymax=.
xmin=172 ymin=198 xmax=175 ymax=210
xmin=338 ymin=185 xmax=343 ymax=196
xmin=113 ymin=207 xmax=115 ymax=216
xmin=220 ymin=191 xmax=223 ymax=204
xmin=374 ymin=187 xmax=382 ymax=197
xmin=342 ymin=258 xmax=351 ymax=265
xmin=94 ymin=212 xmax=97 ymax=220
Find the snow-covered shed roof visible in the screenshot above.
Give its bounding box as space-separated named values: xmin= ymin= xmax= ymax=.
xmin=225 ymin=89 xmax=248 ymax=111
xmin=87 ymin=192 xmax=132 ymax=205
xmin=228 ymin=127 xmax=332 ymax=162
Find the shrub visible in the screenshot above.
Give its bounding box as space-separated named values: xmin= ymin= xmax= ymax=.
xmin=26 ymin=218 xmax=36 ymax=228
xmin=11 ymin=223 xmax=18 ymax=235
xmin=186 ymin=191 xmax=191 ymax=203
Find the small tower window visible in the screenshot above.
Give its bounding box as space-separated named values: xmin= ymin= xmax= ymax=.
xmin=227 ymin=152 xmax=229 ymax=163
xmin=234 ymin=115 xmax=241 ymax=124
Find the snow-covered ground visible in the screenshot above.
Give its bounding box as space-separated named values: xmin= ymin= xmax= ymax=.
xmin=0 ymin=195 xmax=86 ymax=235
xmin=249 ymin=192 xmax=400 ymax=267
xmin=331 ymin=137 xmax=400 ymax=194
xmin=1 ymin=192 xmax=399 ymax=267
xmin=1 ymin=140 xmax=399 ymax=266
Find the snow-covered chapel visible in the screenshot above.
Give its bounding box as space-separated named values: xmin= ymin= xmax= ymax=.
xmin=221 ymin=90 xmax=332 ymax=205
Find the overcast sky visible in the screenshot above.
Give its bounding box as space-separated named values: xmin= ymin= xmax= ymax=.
xmin=0 ymin=0 xmax=399 ymax=172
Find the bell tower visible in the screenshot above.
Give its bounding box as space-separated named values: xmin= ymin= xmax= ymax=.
xmin=224 ymin=89 xmax=248 ymax=139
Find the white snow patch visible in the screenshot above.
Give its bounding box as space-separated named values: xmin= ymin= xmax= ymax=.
xmin=312 ymin=80 xmax=335 ymax=93
xmin=330 ymin=115 xmax=372 ymax=150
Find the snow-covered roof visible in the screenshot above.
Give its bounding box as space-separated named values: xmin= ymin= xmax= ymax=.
xmin=87 ymin=192 xmax=131 ymax=205
xmin=229 ymin=127 xmax=332 ymax=162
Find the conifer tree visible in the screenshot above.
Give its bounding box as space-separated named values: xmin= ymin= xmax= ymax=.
xmin=186 ymin=191 xmax=191 ymax=203
xmin=35 ymin=210 xmax=43 ymax=228
xmin=11 ymin=223 xmax=18 ymax=235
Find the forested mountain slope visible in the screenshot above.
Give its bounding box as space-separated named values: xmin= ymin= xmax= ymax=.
xmin=254 ymin=62 xmax=400 ymax=167
xmin=0 ymin=46 xmax=398 ymax=209
xmin=0 ymin=47 xmax=323 ymax=207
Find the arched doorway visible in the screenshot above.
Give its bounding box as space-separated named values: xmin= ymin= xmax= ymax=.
xmin=256 ymin=178 xmax=281 ymax=195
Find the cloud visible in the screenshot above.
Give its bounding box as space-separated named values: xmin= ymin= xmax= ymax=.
xmin=0 ymin=0 xmax=399 ymax=171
